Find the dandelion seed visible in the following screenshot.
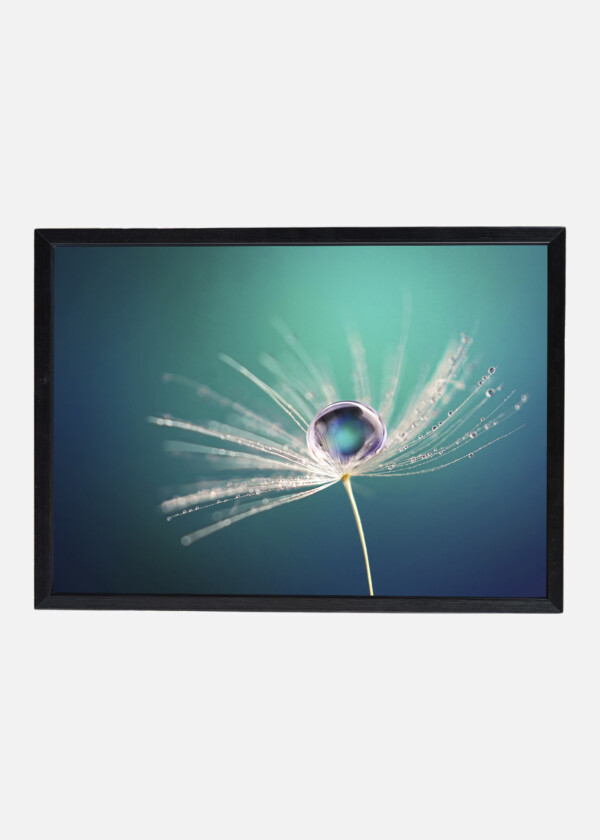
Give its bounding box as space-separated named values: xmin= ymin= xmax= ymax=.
xmin=150 ymin=324 xmax=527 ymax=596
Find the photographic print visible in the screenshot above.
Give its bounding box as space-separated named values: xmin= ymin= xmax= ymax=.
xmin=35 ymin=228 xmax=564 ymax=611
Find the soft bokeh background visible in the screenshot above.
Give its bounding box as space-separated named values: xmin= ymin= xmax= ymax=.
xmin=53 ymin=244 xmax=547 ymax=596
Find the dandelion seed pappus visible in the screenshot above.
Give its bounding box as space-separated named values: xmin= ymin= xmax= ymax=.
xmin=149 ymin=323 xmax=527 ymax=596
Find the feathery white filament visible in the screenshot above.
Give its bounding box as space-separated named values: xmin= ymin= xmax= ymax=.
xmin=153 ymin=326 xmax=528 ymax=596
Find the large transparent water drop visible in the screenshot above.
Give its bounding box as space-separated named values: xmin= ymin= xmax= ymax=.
xmin=307 ymin=401 xmax=387 ymax=468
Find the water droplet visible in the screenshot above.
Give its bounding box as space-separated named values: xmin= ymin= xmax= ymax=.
xmin=468 ymin=453 xmax=474 ymax=459
xmin=484 ymin=423 xmax=490 ymax=430
xmin=411 ymin=457 xmax=416 ymax=463
xmin=432 ymin=425 xmax=437 ymax=431
xmin=514 ymin=403 xmax=521 ymax=411
xmin=387 ymin=464 xmax=393 ymax=470
xmin=478 ymin=380 xmax=483 ymax=386
xmin=521 ymin=394 xmax=529 ymax=403
xmin=482 ymin=374 xmax=488 ymax=381
xmin=470 ymin=431 xmax=477 ymax=438
xmin=307 ymin=401 xmax=387 ymax=467
xmin=486 ymin=388 xmax=495 ymax=398
xmin=418 ymin=434 xmax=423 ymax=439
xmin=448 ymin=410 xmax=453 ymax=416
xmin=488 ymin=366 xmax=496 ymax=374
xmin=480 ymin=417 xmax=485 ymax=422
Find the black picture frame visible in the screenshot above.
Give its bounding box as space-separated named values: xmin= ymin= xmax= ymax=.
xmin=35 ymin=227 xmax=565 ymax=612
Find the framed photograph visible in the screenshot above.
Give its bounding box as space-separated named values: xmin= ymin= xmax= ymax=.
xmin=35 ymin=228 xmax=564 ymax=612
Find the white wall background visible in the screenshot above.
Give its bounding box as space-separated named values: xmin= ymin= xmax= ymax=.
xmin=1 ymin=2 xmax=596 ymax=838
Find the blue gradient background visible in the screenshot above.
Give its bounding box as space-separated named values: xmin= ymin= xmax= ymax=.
xmin=53 ymin=245 xmax=547 ymax=597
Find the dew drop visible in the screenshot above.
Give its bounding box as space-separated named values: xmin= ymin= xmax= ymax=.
xmin=468 ymin=453 xmax=474 ymax=459
xmin=307 ymin=401 xmax=387 ymax=467
xmin=486 ymin=388 xmax=495 ymax=398
xmin=411 ymin=457 xmax=416 ymax=463
xmin=448 ymin=410 xmax=453 ymax=416
xmin=488 ymin=366 xmax=496 ymax=374
xmin=514 ymin=403 xmax=521 ymax=411
xmin=521 ymin=394 xmax=529 ymax=403
xmin=470 ymin=431 xmax=477 ymax=438
xmin=432 ymin=425 xmax=437 ymax=431
xmin=480 ymin=417 xmax=485 ymax=422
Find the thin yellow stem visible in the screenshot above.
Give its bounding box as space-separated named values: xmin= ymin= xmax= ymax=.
xmin=342 ymin=475 xmax=373 ymax=597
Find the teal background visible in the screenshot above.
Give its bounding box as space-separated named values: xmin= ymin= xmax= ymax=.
xmin=53 ymin=245 xmax=547 ymax=596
